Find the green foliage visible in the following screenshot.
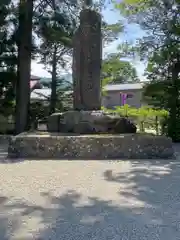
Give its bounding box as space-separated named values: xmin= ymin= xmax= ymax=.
xmin=35 ymin=0 xmax=78 ymax=114
xmin=0 ymin=0 xmax=17 ymax=117
xmin=0 ymin=72 xmax=16 ymax=116
xmin=101 ymin=52 xmax=139 ymax=85
xmin=142 ymin=81 xmax=170 ymax=109
xmin=115 ymin=0 xmax=150 ymax=16
xmin=115 ymin=0 xmax=180 ymax=141
xmin=102 ymin=22 xmax=123 ymax=45
xmin=37 ymin=4 xmax=75 ymax=70
xmin=101 ymin=51 xmax=139 ymax=97
xmin=102 ymin=104 xmax=169 ymax=135
xmin=29 ymin=101 xmax=49 ymax=129
xmin=104 ymin=104 xmax=168 ymax=118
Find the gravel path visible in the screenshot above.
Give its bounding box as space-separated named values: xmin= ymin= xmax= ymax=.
xmin=0 ymin=145 xmax=180 ymax=239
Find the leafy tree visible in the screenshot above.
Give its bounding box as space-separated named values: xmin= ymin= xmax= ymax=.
xmin=0 ymin=0 xmax=17 ymax=117
xmin=37 ymin=0 xmax=123 ymax=115
xmin=143 ymin=80 xmax=169 ymax=109
xmin=0 ymin=0 xmax=75 ymax=132
xmin=116 ymin=0 xmax=180 ymax=141
xmin=0 ymin=0 xmax=127 ymax=133
xmin=14 ymin=0 xmax=78 ymax=131
xmin=101 ymin=52 xmax=139 ymax=85
xmin=37 ymin=0 xmax=76 ymax=114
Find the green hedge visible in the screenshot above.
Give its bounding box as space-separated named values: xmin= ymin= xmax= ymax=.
xmin=102 ymin=105 xmax=169 ymax=135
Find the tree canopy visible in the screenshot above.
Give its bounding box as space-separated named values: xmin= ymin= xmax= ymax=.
xmin=102 ymin=52 xmax=139 ymax=85
xmin=0 ymin=0 xmax=126 ymax=133
xmin=115 ymin=0 xmax=180 ymax=141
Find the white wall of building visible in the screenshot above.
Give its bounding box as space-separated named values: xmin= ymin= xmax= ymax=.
xmin=31 ymin=83 xmax=145 ymax=109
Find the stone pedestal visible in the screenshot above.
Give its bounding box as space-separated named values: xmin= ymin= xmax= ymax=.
xmin=72 ymin=9 xmax=102 ymax=111
xmin=47 ymin=110 xmax=137 ymax=134
xmin=8 ymin=133 xmax=174 ymax=160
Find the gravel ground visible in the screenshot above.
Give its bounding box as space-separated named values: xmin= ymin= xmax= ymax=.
xmin=0 ymin=144 xmax=180 ymax=240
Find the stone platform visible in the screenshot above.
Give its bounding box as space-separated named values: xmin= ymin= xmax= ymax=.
xmin=8 ymin=132 xmax=174 ymax=159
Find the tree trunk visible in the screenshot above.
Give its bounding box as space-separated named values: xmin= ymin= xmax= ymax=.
xmin=167 ymin=61 xmax=180 ymax=141
xmin=49 ymin=45 xmax=57 ymax=115
xmin=15 ymin=0 xmax=33 ymax=134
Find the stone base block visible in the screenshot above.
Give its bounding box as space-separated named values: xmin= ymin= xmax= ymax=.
xmin=8 ymin=132 xmax=174 ymax=160
xmin=47 ymin=110 xmax=137 ymax=134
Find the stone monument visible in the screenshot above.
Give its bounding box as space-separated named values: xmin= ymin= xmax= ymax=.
xmin=47 ymin=5 xmax=137 ymax=134
xmin=72 ymin=8 xmax=102 ymax=111
xmin=7 ymin=1 xmax=174 ymax=160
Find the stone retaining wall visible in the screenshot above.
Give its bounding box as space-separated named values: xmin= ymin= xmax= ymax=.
xmin=8 ymin=133 xmax=174 ymax=159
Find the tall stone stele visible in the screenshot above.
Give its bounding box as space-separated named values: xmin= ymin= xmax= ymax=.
xmin=72 ymin=7 xmax=102 ymax=111
xmin=47 ymin=5 xmax=104 ymax=132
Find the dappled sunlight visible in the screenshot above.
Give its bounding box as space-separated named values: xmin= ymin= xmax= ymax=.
xmin=1 ymin=185 xmax=179 ymax=240
xmin=103 ymin=159 xmax=180 ymax=230
xmin=0 ymin=159 xmax=180 ymax=239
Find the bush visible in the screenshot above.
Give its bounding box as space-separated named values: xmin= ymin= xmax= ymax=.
xmin=102 ymin=105 xmax=169 ymax=135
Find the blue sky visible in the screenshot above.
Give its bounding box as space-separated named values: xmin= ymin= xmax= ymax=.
xmin=31 ymin=2 xmax=146 ymax=80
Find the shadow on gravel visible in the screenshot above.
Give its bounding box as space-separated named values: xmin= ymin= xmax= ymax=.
xmin=0 ymin=196 xmax=21 ymax=240
xmin=103 ymin=159 xmax=180 ymax=235
xmin=1 ymin=159 xmax=180 ymax=239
